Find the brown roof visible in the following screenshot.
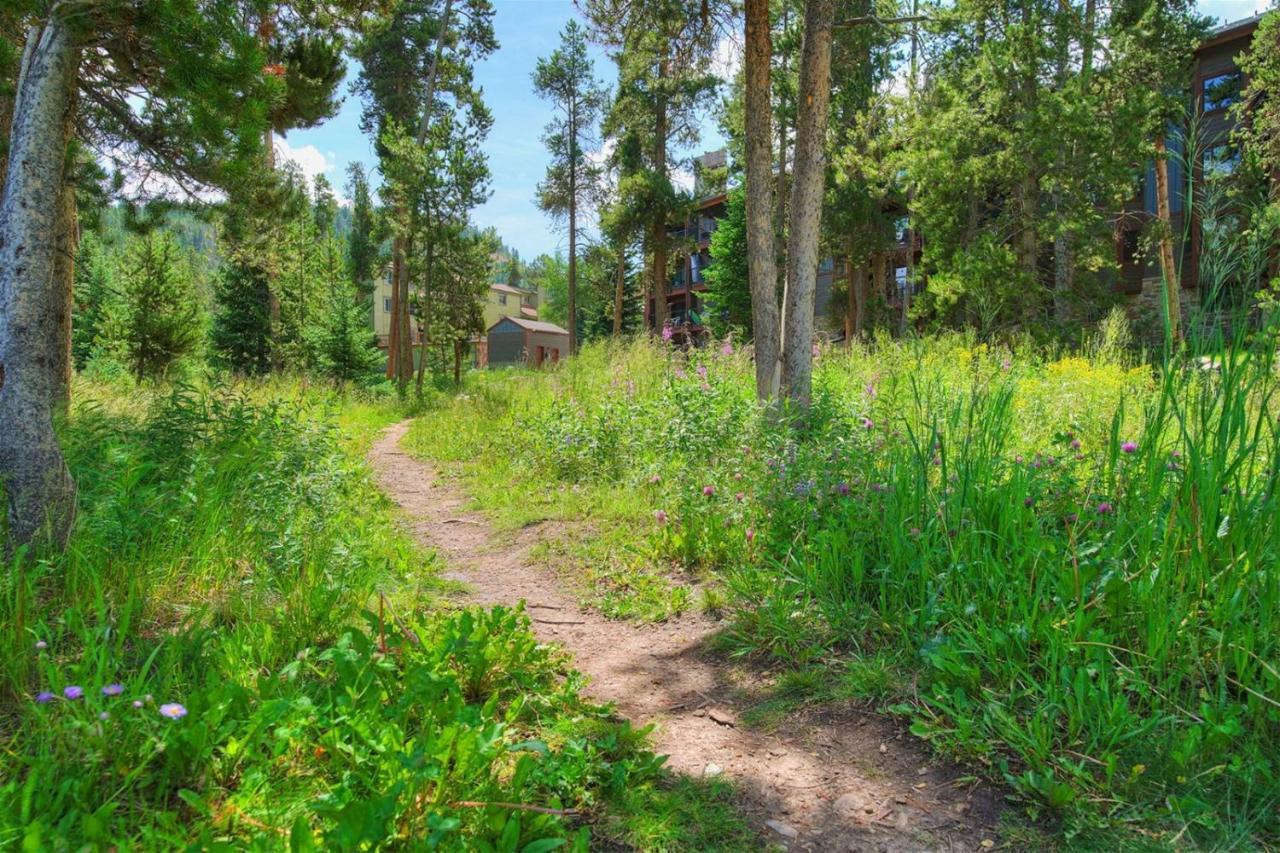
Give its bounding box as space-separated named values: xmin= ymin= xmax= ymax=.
xmin=520 ymin=305 xmax=538 ymax=318
xmin=492 ymin=283 xmax=534 ymax=296
xmin=490 ymin=316 xmax=569 ymax=335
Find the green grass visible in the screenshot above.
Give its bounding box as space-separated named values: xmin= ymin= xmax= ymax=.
xmin=0 ymin=374 xmax=755 ymax=850
xmin=399 ymin=326 xmax=1280 ymax=848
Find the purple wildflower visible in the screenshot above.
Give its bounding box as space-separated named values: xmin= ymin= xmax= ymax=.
xmin=63 ymin=686 xmax=83 ymax=701
xmin=650 ymin=474 xmax=662 ymax=485
xmin=1096 ymin=502 xmax=1113 ymax=514
xmin=35 ymin=640 xmax=47 ymax=651
xmin=862 ymin=417 xmax=874 ymax=430
xmin=102 ymin=683 xmax=124 ymax=697
xmin=697 ymin=364 xmax=708 ymax=380
xmin=721 ymin=342 xmax=734 ymax=355
xmin=159 ymin=703 xmax=188 ymax=720
xmin=745 ymin=528 xmax=755 ymax=544
xmin=1070 ymin=439 xmax=1081 ymax=451
xmin=703 ymin=485 xmax=715 ymax=497
xmin=1024 ymin=496 xmax=1035 ymax=508
xmin=1064 ymin=513 xmax=1079 ymax=524
xmin=1001 ymin=359 xmax=1012 ymax=371
xmin=1121 ymin=441 xmax=1138 ymax=454
xmin=735 ymin=492 xmax=745 ymax=502
xmin=812 ymin=343 xmax=820 ymax=358
xmin=662 ymin=324 xmax=674 ymax=342
xmin=132 ymin=700 xmax=144 ymax=709
xmin=35 ymin=692 xmax=55 ymax=704
xmin=836 ymin=482 xmax=851 ymax=496
xmin=865 ymin=383 xmax=877 ymax=398
xmin=674 ymin=367 xmax=686 ymax=379
xmin=654 ymin=509 xmax=668 ymax=524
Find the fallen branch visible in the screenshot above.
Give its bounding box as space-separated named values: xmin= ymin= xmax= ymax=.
xmin=451 ymin=801 xmax=579 ymax=817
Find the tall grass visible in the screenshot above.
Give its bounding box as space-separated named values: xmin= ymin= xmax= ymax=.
xmin=0 ymin=377 xmax=709 ymax=849
xmin=408 ymin=327 xmax=1280 ymax=845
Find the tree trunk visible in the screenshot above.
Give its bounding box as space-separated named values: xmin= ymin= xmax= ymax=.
xmin=652 ymin=60 xmax=671 ymax=333
xmin=386 ymin=251 xmax=400 ymax=378
xmin=52 ymin=173 xmax=75 ymax=407
xmin=415 ymin=239 xmax=434 ymax=395
xmin=1154 ymin=135 xmax=1181 ymax=343
xmin=453 ymin=339 xmax=461 ymax=386
xmin=568 ymin=151 xmax=578 ymax=354
xmin=1017 ymin=172 xmax=1038 ymax=280
xmin=744 ymin=0 xmax=781 ymax=400
xmin=613 ymin=247 xmax=625 ymax=335
xmin=396 ymin=236 xmax=413 ymax=388
xmin=780 ymin=0 xmax=834 ymax=410
xmin=0 ymin=19 xmax=80 ymax=551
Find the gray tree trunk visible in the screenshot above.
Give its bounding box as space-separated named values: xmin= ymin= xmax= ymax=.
xmin=780 ymin=0 xmax=834 ymax=410
xmin=0 ymin=19 xmax=80 ymax=551
xmin=744 ymin=0 xmax=780 ymax=400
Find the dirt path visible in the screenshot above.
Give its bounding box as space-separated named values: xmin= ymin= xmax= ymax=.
xmin=370 ymin=421 xmax=1005 ymax=851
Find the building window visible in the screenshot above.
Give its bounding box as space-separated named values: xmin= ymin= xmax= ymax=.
xmin=894 ymin=265 xmax=909 ymax=296
xmin=1202 ymin=71 xmax=1242 ymax=113
xmin=892 ymin=215 xmax=910 ymax=244
xmin=1203 ymin=143 xmax=1240 ymax=180
xmin=498 ymin=292 xmax=507 ymax=305
xmin=383 ymin=297 xmax=392 ymax=313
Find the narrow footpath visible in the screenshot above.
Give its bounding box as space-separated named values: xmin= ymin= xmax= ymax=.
xmin=370 ymin=421 xmax=1005 ymax=852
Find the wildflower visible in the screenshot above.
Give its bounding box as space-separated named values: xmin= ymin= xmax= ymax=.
xmin=1096 ymin=502 xmax=1113 ymax=514
xmin=700 ymin=382 xmax=711 ymax=392
xmin=735 ymin=492 xmax=745 ymax=502
xmin=836 ymin=482 xmax=851 ymax=496
xmin=733 ymin=472 xmax=743 ymax=481
xmin=654 ymin=509 xmax=668 ymax=524
xmin=1064 ymin=513 xmax=1078 ymax=524
xmin=1171 ymin=449 xmax=1182 ymax=459
xmin=1121 ymin=441 xmax=1138 ymax=454
xmin=132 ymin=700 xmax=144 ymax=709
xmin=864 ymin=383 xmax=877 ymax=398
xmin=862 ymin=417 xmax=874 ymax=430
xmin=932 ymin=455 xmax=942 ymax=466
xmin=674 ymin=367 xmax=686 ymax=379
xmin=909 ymin=527 xmax=921 ymax=537
xmin=703 ymin=485 xmax=715 ymax=497
xmin=35 ymin=692 xmax=55 ymax=704
xmin=63 ymin=686 xmax=83 ymax=701
xmin=145 ymin=694 xmax=154 ymax=704
xmin=745 ymin=528 xmax=755 ymax=544
xmin=35 ymin=640 xmax=47 ymax=651
xmin=662 ymin=324 xmax=674 ymax=342
xmin=1023 ymin=496 xmax=1035 ymax=508
xmin=1070 ymin=439 xmax=1081 ymax=451
xmin=697 ymin=364 xmax=708 ymax=380
xmin=1001 ymin=359 xmax=1012 ymax=371
xmin=159 ymin=703 xmax=188 ymax=720
xmin=98 ymin=712 xmax=110 ymax=721
xmin=102 ymin=684 xmax=124 ymax=697
xmin=721 ymin=341 xmax=734 ymax=356
xmin=870 ymin=483 xmax=886 ymax=493
xmin=812 ymin=343 xmax=820 ymax=358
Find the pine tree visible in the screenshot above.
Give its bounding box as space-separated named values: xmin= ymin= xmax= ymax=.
xmin=345 ymin=162 xmax=380 ymax=294
xmin=71 ymin=231 xmax=118 ymax=370
xmin=111 ymin=231 xmax=203 ymax=382
xmin=533 ymin=19 xmax=608 ymax=355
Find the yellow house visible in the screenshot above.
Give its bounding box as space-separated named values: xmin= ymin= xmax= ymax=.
xmin=483 ymin=283 xmax=538 ymax=328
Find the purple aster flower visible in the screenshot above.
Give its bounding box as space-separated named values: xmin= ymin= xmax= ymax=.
xmin=864 ymin=383 xmax=877 ymax=398
xmin=702 ymin=485 xmax=715 ymax=497
xmin=662 ymin=324 xmax=674 ymax=342
xmin=1121 ymin=441 xmax=1138 ymax=454
xmin=35 ymin=692 xmax=55 ymax=704
xmin=697 ymin=364 xmax=708 ymax=379
xmin=102 ymin=683 xmax=124 ymax=697
xmin=1096 ymin=502 xmax=1113 ymax=514
xmin=63 ymin=686 xmax=83 ymax=701
xmin=654 ymin=509 xmax=668 ymax=524
xmin=721 ymin=342 xmax=734 ymax=355
xmin=1070 ymin=439 xmax=1081 ymax=451
xmin=159 ymin=703 xmax=188 ymax=719
xmin=836 ymin=482 xmax=851 ymax=496
xmin=862 ymin=417 xmax=874 ymax=430
xmin=35 ymin=640 xmax=47 ymax=651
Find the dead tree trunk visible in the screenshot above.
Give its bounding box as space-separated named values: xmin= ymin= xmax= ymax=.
xmin=744 ymin=0 xmax=781 ymax=399
xmin=1154 ymin=135 xmax=1182 ymax=343
xmin=780 ymin=0 xmax=835 ymax=410
xmin=0 ymin=19 xmax=81 ymax=550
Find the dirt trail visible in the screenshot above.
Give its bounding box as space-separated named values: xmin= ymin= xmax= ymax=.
xmin=370 ymin=421 xmax=1004 ymax=851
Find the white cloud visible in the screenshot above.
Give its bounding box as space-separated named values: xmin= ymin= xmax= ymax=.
xmin=712 ymin=32 xmax=744 ymax=82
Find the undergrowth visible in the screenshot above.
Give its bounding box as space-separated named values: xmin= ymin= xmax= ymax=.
xmin=0 ymin=376 xmax=750 ymax=849
xmin=403 ymin=329 xmax=1280 ymax=848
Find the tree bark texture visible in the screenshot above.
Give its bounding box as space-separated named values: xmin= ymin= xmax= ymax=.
xmin=651 ymin=59 xmax=671 ymax=332
xmin=1154 ymin=135 xmax=1182 ymax=343
xmin=780 ymin=0 xmax=834 ymax=410
xmin=744 ymin=0 xmax=781 ymax=400
xmin=0 ymin=19 xmax=80 ymax=550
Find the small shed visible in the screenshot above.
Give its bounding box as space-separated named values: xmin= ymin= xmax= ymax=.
xmin=486 ymin=316 xmax=571 ymax=368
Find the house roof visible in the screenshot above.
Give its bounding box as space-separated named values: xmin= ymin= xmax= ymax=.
xmin=490 ymin=316 xmax=569 ymax=335
xmin=1199 ymin=14 xmax=1263 ymax=52
xmin=519 ymin=305 xmax=538 ymax=318
xmin=492 ymin=282 xmax=534 ymax=296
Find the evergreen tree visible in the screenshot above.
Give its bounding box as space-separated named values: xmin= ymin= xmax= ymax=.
xmin=71 ymin=231 xmax=118 ymax=370
xmin=533 ymin=19 xmax=608 ymax=355
xmin=211 ymin=255 xmax=274 ymax=376
xmin=345 ymin=162 xmax=380 ymax=294
xmin=110 ymin=231 xmax=203 ymax=382
xmin=703 ymin=188 xmax=753 ymax=336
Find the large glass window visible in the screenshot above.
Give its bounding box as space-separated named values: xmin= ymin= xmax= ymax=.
xmin=1203 ymin=143 xmax=1241 ymax=180
xmin=1202 ymin=71 xmax=1242 ymax=113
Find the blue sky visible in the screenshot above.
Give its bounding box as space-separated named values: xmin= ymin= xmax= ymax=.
xmin=280 ymin=0 xmax=1270 ymax=262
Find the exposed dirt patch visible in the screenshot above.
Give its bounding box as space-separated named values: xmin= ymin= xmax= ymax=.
xmin=371 ymin=421 xmax=1006 ymax=851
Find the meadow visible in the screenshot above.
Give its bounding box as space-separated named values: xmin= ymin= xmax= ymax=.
xmin=404 ymin=316 xmax=1280 ymax=848
xmin=0 ymin=374 xmax=747 ymax=850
